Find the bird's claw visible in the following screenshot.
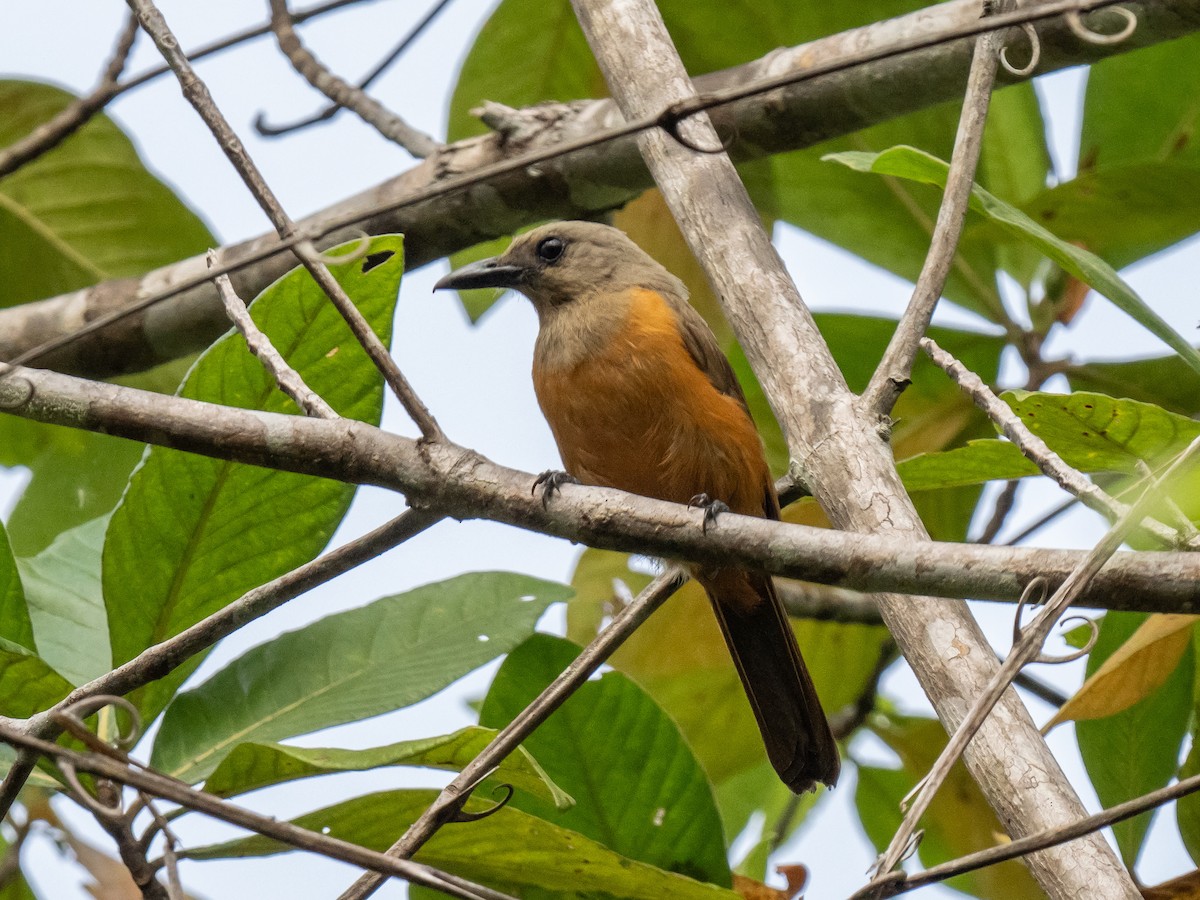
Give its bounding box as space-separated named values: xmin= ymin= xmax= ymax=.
xmin=533 ymin=470 xmax=578 ymax=508
xmin=688 ymin=493 xmax=730 ymax=534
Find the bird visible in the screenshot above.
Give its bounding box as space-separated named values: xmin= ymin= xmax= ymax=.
xmin=434 ymin=220 xmax=840 ymax=793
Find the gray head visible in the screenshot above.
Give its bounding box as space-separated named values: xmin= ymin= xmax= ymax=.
xmin=433 ymin=221 xmax=686 ymax=312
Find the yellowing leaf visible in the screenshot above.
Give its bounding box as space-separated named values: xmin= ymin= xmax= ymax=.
xmin=1046 ymin=614 xmax=1198 ymax=730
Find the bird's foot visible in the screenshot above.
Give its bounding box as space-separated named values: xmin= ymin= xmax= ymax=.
xmin=533 ymin=470 xmax=579 ymax=508
xmin=688 ymin=493 xmax=730 ymax=534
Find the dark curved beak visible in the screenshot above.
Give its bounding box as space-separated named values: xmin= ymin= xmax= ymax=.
xmin=434 ymin=257 xmax=525 ymax=292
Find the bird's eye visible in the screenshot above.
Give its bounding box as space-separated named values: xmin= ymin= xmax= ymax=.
xmin=536 ymin=237 xmax=565 ymax=263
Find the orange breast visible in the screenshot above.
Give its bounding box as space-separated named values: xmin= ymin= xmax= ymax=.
xmin=532 ymin=288 xmax=772 ymax=518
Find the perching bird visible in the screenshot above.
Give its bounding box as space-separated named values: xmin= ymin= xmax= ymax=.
xmin=435 ymin=221 xmax=839 ymax=792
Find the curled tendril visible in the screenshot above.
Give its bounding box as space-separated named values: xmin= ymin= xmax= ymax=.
xmin=999 ymin=23 xmax=1041 ymax=77
xmin=1065 ymin=6 xmax=1137 ymax=45
xmin=1033 ymin=615 xmax=1099 ymax=665
xmin=59 ymin=759 xmax=126 ymax=821
xmin=656 ymin=101 xmax=735 ymax=155
xmin=52 ymin=694 xmax=142 ymax=755
xmin=305 ymin=231 xmax=373 ymax=266
xmin=451 ymin=783 xmax=514 ymax=823
xmin=1011 ymin=576 xmax=1050 ymax=646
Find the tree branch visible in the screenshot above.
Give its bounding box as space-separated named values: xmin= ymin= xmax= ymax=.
xmin=266 ymin=0 xmax=441 ymax=156
xmin=861 ymin=0 xmax=1011 ymax=414
xmin=1 ymin=364 xmax=1198 ymax=612
xmin=126 ymin=0 xmax=444 ymax=440
xmin=4 ymin=0 xmax=1197 ymax=379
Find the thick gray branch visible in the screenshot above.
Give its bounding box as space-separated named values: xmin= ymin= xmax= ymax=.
xmin=3 ymin=0 xmax=1198 ymax=377
xmin=570 ymin=0 xmax=1137 ymax=896
xmin=2 ymin=365 xmax=1198 ymax=614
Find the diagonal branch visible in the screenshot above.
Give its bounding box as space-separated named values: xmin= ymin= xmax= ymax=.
xmin=0 ymin=13 xmax=139 ymax=179
xmin=861 ymin=0 xmax=1011 ymax=416
xmin=266 ymin=0 xmax=441 ymax=157
xmin=4 ymin=0 xmax=1197 ymax=380
xmin=126 ymin=0 xmax=444 ymax=440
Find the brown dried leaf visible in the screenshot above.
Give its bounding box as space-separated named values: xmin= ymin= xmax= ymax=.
xmin=1045 ymin=614 xmax=1198 ymax=731
xmin=1142 ymin=868 xmax=1200 ymax=899
xmin=732 ymin=872 xmax=791 ymax=900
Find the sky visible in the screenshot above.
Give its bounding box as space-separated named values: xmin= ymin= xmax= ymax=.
xmin=2 ymin=1 xmax=1198 ymax=898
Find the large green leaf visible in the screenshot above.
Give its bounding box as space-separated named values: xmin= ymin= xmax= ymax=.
xmin=0 ymin=80 xmax=214 ymax=308
xmin=2 ymin=361 xmax=186 ymax=558
xmin=1067 ymin=354 xmax=1200 ymax=418
xmin=898 ymin=390 xmax=1200 ymax=492
xmin=826 ymin=146 xmax=1200 ymax=374
xmin=0 ymin=637 xmax=73 ymax=718
xmin=1077 ymin=612 xmax=1193 ymax=868
xmin=202 ymin=726 xmax=572 ymax=810
xmin=0 ymin=520 xmax=32 ymax=652
xmin=1020 ymin=164 xmax=1200 ymax=270
xmin=857 ymin=713 xmax=1042 ymax=899
xmin=1080 ymin=33 xmax=1200 ymax=171
xmin=101 ymin=236 xmax=403 ymax=724
xmin=481 ymin=634 xmax=731 ymax=887
xmin=187 ymin=788 xmax=737 ymax=900
xmin=16 ymin=517 xmax=109 ymax=686
xmin=150 ymin=572 xmax=570 ymax=784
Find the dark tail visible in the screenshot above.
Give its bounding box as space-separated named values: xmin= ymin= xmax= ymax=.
xmin=702 ymin=568 xmax=840 ymax=793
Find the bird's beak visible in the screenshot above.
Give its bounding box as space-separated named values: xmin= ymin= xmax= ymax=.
xmin=434 ymin=257 xmax=525 ymax=291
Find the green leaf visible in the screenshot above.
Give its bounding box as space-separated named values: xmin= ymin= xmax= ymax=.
xmin=715 ymin=759 xmax=818 ymax=880
xmin=1080 ymin=33 xmax=1200 ymax=171
xmin=1005 ymin=389 xmax=1200 ymax=472
xmin=825 ymin=145 xmax=1200 ymax=375
xmin=102 ymin=236 xmax=403 ymax=724
xmin=202 ymin=726 xmax=572 ymax=809
xmin=5 ymin=430 xmax=144 ymax=557
xmin=1077 ymin=612 xmax=1193 ymax=868
xmin=857 ymin=713 xmax=1043 ymax=899
xmin=0 ymin=636 xmax=73 ymax=718
xmin=0 ymin=520 xmax=33 ymax=651
xmin=480 ymin=634 xmax=731 ymax=887
xmin=1067 ymin=354 xmax=1200 ymax=418
xmin=1020 ymin=164 xmax=1200 ymax=270
xmin=898 ymin=390 xmax=1200 ymax=492
xmin=899 ymin=440 xmax=1037 ymax=492
xmin=188 ymin=788 xmax=738 ymax=899
xmin=0 ymin=80 xmax=215 ymax=308
xmin=150 ymin=572 xmax=569 ymax=784
xmin=16 ymin=517 xmax=110 ymax=686
xmin=1 ymin=360 xmax=185 ymax=557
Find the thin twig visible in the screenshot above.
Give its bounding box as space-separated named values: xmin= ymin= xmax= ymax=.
xmin=6 ymin=0 xmax=1141 ymax=376
xmin=861 ymin=0 xmax=1012 ymax=416
xmin=0 ymin=13 xmax=139 ymax=179
xmin=973 ymin=480 xmax=1021 ymax=544
xmin=0 ymin=722 xmax=514 ymax=900
xmin=209 ymin=251 xmax=337 ymax=419
xmin=1003 ymin=496 xmax=1078 ymax=546
xmin=259 ymin=0 xmax=455 ymax=139
xmin=0 ymin=509 xmax=439 ymax=820
xmin=871 ymin=431 xmax=1200 ymax=879
xmin=854 ymin=766 xmax=1200 ymax=899
xmin=337 ymin=571 xmax=684 ymax=900
xmin=125 ymin=0 xmax=444 ymax=441
xmin=1012 ymin=669 xmax=1069 ymax=708
xmin=922 ymin=336 xmax=1197 ymax=549
xmin=266 ymin=0 xmax=441 ymax=157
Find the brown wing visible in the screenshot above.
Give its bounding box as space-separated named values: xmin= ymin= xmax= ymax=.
xmin=662 ymin=291 xmax=782 ymax=519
